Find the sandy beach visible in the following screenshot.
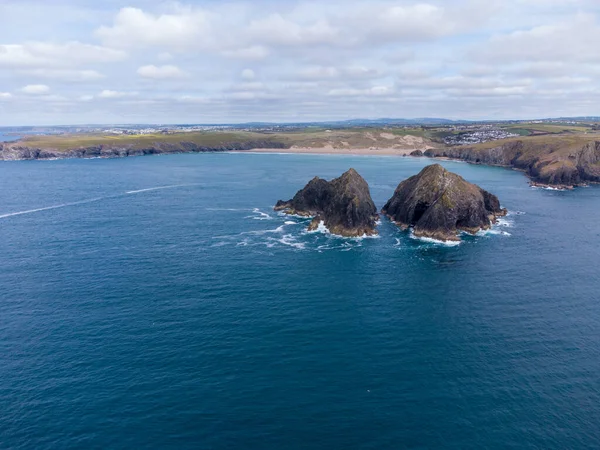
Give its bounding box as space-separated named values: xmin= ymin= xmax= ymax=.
xmin=247 ymin=147 xmax=423 ymax=156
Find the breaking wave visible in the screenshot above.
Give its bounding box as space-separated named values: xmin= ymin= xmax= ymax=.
xmin=244 ymin=208 xmax=273 ymax=220
xmin=306 ymin=220 xmax=330 ymax=234
xmin=476 ymin=228 xmax=511 ymax=237
xmin=409 ymin=231 xmax=462 ymax=247
xmin=496 ymin=217 xmax=514 ymax=228
xmin=211 ymin=210 xmax=373 ymax=252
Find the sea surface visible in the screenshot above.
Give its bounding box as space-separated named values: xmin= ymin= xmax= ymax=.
xmin=0 ymin=132 xmax=20 ymax=142
xmin=1 ymin=153 xmax=599 ymax=449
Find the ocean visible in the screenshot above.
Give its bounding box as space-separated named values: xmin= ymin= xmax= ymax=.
xmin=0 ymin=132 xmax=19 ymax=142
xmin=1 ymin=153 xmax=599 ymax=448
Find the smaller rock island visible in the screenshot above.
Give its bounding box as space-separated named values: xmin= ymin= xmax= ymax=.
xmin=274 ymin=168 xmax=378 ymax=237
xmin=382 ymin=164 xmax=507 ymax=242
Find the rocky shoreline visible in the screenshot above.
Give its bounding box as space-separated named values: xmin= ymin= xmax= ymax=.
xmin=3 ymin=136 xmax=600 ymax=190
xmin=0 ymin=140 xmax=287 ymax=161
xmin=423 ymin=140 xmax=600 ymax=189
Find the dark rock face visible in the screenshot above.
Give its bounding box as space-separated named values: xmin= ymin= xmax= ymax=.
xmin=0 ymin=140 xmax=287 ymax=161
xmin=424 ymin=140 xmax=600 ymax=188
xmin=410 ymin=150 xmax=424 ymax=157
xmin=274 ymin=168 xmax=378 ymax=237
xmin=382 ymin=164 xmax=507 ymax=242
xmin=274 ymin=177 xmax=331 ymax=217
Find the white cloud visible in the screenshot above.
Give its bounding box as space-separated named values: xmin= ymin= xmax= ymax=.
xmin=137 ymin=64 xmax=187 ymax=79
xmin=2 ymin=0 xmax=600 ymax=124
xmin=93 ymin=2 xmax=480 ymax=57
xmin=21 ymin=69 xmax=104 ymax=81
xmin=96 ymin=7 xmax=212 ymax=50
xmin=247 ymin=13 xmax=340 ymax=47
xmin=0 ymin=92 xmax=12 ymax=99
xmin=345 ymin=66 xmax=383 ymax=79
xmin=226 ymin=91 xmax=278 ymax=101
xmin=301 ymin=66 xmax=339 ymax=79
xmin=475 ymin=14 xmax=600 ymax=63
xmin=178 ymin=95 xmax=210 ymax=103
xmin=241 ymin=69 xmax=255 ymax=80
xmin=228 ymin=91 xmax=259 ymax=100
xmin=300 ymin=65 xmax=382 ymax=80
xmin=222 ymin=46 xmax=269 ymax=60
xmin=232 ymin=82 xmax=265 ymax=91
xmin=0 ymin=42 xmax=126 ymax=68
xmin=98 ymin=89 xmax=134 ymax=99
xmin=384 ymin=50 xmax=416 ymax=64
xmin=328 ymin=85 xmax=394 ymax=96
xmin=38 ymin=94 xmax=68 ymax=102
xmin=351 ymin=4 xmax=453 ymax=43
xmin=21 ymin=84 xmax=50 ymax=94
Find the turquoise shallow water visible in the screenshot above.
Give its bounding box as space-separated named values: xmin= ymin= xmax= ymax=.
xmin=1 ymin=153 xmax=600 ymax=449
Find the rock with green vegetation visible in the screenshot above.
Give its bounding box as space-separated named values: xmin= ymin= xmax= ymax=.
xmin=382 ymin=164 xmax=507 ymax=242
xmin=274 ymin=168 xmax=378 ymax=237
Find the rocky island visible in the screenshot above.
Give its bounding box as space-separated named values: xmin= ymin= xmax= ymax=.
xmin=382 ymin=164 xmax=507 ymax=242
xmin=274 ymin=168 xmax=378 ymax=237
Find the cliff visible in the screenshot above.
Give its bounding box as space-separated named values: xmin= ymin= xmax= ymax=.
xmin=424 ymin=138 xmax=600 ymax=189
xmin=0 ymin=140 xmax=287 ymax=161
xmin=274 ymin=168 xmax=378 ymax=237
xmin=382 ymin=164 xmax=507 ymax=242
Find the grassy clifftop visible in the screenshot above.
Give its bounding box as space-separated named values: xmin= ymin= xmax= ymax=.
xmin=16 ymin=128 xmax=435 ymax=152
xmin=19 ymin=131 xmax=279 ymax=151
xmin=425 ymin=133 xmax=600 ymax=188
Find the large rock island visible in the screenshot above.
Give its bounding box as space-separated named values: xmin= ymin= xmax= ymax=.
xmin=274 ymin=168 xmax=378 ymax=237
xmin=382 ymin=164 xmax=507 ymax=242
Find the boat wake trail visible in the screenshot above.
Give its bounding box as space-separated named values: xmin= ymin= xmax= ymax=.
xmin=0 ymin=197 xmax=106 ymax=219
xmin=0 ymin=184 xmax=202 ymax=220
xmin=125 ymin=183 xmax=201 ymax=195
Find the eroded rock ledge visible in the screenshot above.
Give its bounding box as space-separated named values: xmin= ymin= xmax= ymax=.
xmin=423 ymin=140 xmax=600 ymax=189
xmin=274 ymin=168 xmax=378 ymax=237
xmin=382 ymin=164 xmax=507 ymax=242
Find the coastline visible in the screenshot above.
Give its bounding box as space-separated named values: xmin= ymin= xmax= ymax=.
xmin=248 ymin=147 xmax=588 ymax=190
xmin=0 ymin=141 xmax=592 ymax=190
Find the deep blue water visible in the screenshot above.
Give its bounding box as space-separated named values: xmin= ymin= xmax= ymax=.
xmin=1 ymin=153 xmax=600 ymax=449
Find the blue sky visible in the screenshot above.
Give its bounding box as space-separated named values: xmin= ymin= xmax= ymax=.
xmin=0 ymin=0 xmax=599 ymax=125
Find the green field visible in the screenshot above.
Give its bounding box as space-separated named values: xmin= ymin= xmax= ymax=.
xmin=471 ymin=132 xmax=599 ymax=151
xmin=500 ymin=122 xmax=591 ymax=135
xmin=19 ymin=128 xmax=437 ymax=152
xmin=21 ymin=131 xmax=272 ymax=151
xmin=15 ymin=123 xmax=600 ymax=154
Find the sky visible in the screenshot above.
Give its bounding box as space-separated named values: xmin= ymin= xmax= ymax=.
xmin=1 ymin=0 xmax=599 ymax=125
